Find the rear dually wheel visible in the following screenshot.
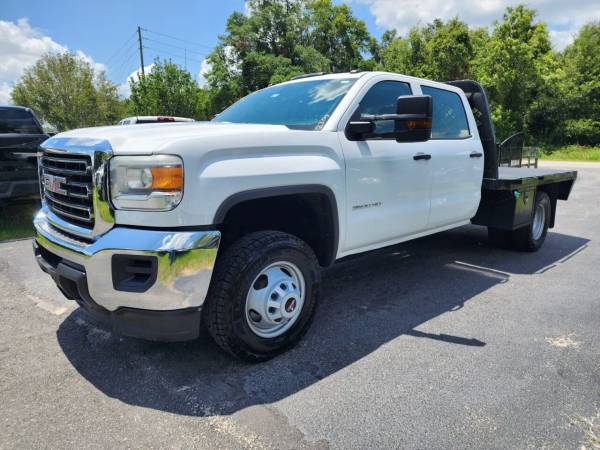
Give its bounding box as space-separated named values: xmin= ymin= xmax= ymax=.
xmin=488 ymin=191 xmax=551 ymax=252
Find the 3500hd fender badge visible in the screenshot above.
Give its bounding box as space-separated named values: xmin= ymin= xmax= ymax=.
xmin=352 ymin=201 xmax=382 ymax=210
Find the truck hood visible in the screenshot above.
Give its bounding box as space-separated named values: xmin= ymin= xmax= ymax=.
xmin=47 ymin=122 xmax=292 ymax=154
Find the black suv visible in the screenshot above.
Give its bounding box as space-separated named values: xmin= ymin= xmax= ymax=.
xmin=0 ymin=106 xmax=49 ymax=202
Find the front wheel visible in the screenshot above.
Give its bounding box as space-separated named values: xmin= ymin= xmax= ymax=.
xmin=203 ymin=231 xmax=320 ymax=362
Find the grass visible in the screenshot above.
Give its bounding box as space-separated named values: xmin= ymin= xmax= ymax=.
xmin=0 ymin=200 xmax=39 ymax=241
xmin=539 ymin=145 xmax=600 ymax=162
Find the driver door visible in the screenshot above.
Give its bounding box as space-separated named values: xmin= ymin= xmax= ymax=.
xmin=338 ymin=80 xmax=433 ymax=253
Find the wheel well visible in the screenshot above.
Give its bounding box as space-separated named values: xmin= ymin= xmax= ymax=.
xmin=216 ymin=187 xmax=338 ymax=267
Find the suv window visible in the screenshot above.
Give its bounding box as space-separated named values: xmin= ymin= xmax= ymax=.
xmin=0 ymin=108 xmax=42 ymax=134
xmin=352 ymin=81 xmax=412 ymax=138
xmin=420 ymin=86 xmax=470 ymax=139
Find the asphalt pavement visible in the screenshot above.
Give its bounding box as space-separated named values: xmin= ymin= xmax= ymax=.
xmin=0 ymin=161 xmax=598 ymax=449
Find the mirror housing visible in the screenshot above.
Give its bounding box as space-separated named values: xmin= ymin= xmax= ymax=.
xmin=393 ymin=95 xmax=432 ymax=142
xmin=348 ymin=95 xmax=432 ymax=142
xmin=345 ymin=95 xmax=432 ymax=142
xmin=345 ymin=120 xmax=375 ymax=140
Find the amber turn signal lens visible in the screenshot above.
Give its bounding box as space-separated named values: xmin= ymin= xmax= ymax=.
xmin=150 ymin=166 xmax=183 ymax=191
xmin=406 ymin=119 xmax=432 ymax=130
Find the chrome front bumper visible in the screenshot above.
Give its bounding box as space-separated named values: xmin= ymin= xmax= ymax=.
xmin=33 ymin=208 xmax=220 ymax=312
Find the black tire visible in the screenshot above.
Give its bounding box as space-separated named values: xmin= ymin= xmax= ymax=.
xmin=203 ymin=231 xmax=320 ymax=362
xmin=511 ymin=191 xmax=551 ymax=252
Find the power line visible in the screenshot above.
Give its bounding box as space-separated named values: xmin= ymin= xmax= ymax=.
xmin=113 ymin=48 xmax=142 ymax=85
xmin=104 ymin=31 xmax=138 ymax=67
xmin=112 ymin=46 xmax=140 ymax=82
xmin=143 ymin=36 xmax=208 ymax=57
xmin=115 ymin=26 xmax=212 ymax=81
xmin=105 ymin=27 xmax=214 ymax=84
xmin=114 ymin=61 xmax=137 ymax=87
xmin=110 ymin=44 xmax=138 ymax=74
xmin=142 ymin=27 xmax=214 ymax=50
xmin=144 ymin=46 xmax=205 ymax=65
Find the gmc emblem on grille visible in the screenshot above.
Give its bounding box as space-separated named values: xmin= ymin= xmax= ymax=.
xmin=42 ymin=173 xmax=67 ymax=195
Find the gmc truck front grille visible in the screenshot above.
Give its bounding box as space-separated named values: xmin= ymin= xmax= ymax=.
xmin=41 ymin=151 xmax=94 ymax=229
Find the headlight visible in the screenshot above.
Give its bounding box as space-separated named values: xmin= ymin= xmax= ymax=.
xmin=110 ymin=155 xmax=183 ymax=211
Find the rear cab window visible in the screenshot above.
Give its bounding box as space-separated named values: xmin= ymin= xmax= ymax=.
xmin=420 ymin=85 xmax=470 ymax=139
xmin=0 ymin=108 xmax=42 ymax=134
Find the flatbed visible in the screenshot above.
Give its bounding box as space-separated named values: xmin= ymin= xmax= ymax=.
xmin=483 ymin=167 xmax=578 ymax=191
xmin=474 ymin=166 xmax=577 ymax=232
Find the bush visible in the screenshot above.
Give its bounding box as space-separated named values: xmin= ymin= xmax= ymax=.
xmin=564 ymin=119 xmax=600 ymax=146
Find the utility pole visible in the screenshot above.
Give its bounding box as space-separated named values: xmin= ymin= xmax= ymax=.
xmin=137 ymin=26 xmax=145 ymax=78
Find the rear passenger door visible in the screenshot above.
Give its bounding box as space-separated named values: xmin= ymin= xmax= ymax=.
xmin=419 ymin=85 xmax=484 ymax=228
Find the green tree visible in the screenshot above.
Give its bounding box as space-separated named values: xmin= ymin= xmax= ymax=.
xmin=129 ymin=58 xmax=200 ymax=117
xmin=215 ymin=0 xmax=308 ymax=94
xmin=11 ymin=52 xmax=125 ymax=131
xmin=379 ymin=18 xmax=475 ymax=81
xmin=472 ymin=5 xmax=554 ymax=140
xmin=203 ymin=44 xmax=245 ymax=117
xmin=306 ymin=0 xmax=373 ymax=72
xmin=560 ymin=22 xmax=600 ymax=145
xmin=427 ymin=18 xmax=474 ymax=80
xmin=202 ymin=0 xmax=374 ymax=117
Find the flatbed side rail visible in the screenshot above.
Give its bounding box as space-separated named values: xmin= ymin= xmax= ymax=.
xmin=498 ymin=132 xmax=539 ymax=168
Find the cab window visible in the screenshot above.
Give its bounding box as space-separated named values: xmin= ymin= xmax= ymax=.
xmin=420 ymin=85 xmax=470 ymax=139
xmin=351 ymin=81 xmax=412 ymax=138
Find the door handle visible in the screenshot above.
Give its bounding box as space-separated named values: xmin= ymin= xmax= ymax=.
xmin=413 ymin=153 xmax=432 ymax=161
xmin=470 ymin=152 xmax=483 ymax=158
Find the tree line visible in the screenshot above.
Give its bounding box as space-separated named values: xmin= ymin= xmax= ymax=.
xmin=12 ymin=0 xmax=600 ymax=147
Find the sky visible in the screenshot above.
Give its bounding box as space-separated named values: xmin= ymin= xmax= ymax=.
xmin=1 ymin=0 xmax=599 ymax=104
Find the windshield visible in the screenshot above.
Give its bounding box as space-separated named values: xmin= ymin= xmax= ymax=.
xmin=0 ymin=108 xmax=41 ymax=134
xmin=213 ymin=78 xmax=356 ymax=130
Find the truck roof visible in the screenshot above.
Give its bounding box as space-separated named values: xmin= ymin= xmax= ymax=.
xmin=278 ymin=71 xmax=466 ymax=95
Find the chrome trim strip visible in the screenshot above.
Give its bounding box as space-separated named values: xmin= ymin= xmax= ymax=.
xmin=40 ymin=163 xmax=90 ymax=176
xmin=45 ymin=191 xmax=93 ymax=214
xmin=45 ymin=205 xmax=93 ymax=223
xmin=44 ymin=206 xmax=98 ymax=238
xmin=67 ymin=191 xmax=91 ymax=200
xmin=42 ymin=155 xmax=90 ymax=165
xmin=34 ymin=209 xmax=221 ymax=311
xmin=40 ymin=137 xmax=115 ymax=239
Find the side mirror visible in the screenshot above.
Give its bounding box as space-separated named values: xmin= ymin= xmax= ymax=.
xmin=345 ymin=120 xmax=375 ymax=140
xmin=346 ymin=95 xmax=433 ymax=142
xmin=393 ymin=95 xmax=432 ymax=142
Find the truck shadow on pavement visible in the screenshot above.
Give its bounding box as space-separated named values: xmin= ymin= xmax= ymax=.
xmin=56 ymin=225 xmax=588 ymax=417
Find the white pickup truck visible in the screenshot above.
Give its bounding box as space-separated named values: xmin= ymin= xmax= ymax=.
xmin=33 ymin=72 xmax=577 ymax=361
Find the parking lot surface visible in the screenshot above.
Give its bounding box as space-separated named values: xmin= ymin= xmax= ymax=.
xmin=1 ymin=161 xmax=599 ymax=449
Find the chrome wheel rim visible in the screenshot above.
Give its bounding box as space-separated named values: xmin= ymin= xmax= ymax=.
xmin=532 ymin=203 xmax=545 ymax=241
xmin=245 ymin=261 xmax=305 ymax=338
